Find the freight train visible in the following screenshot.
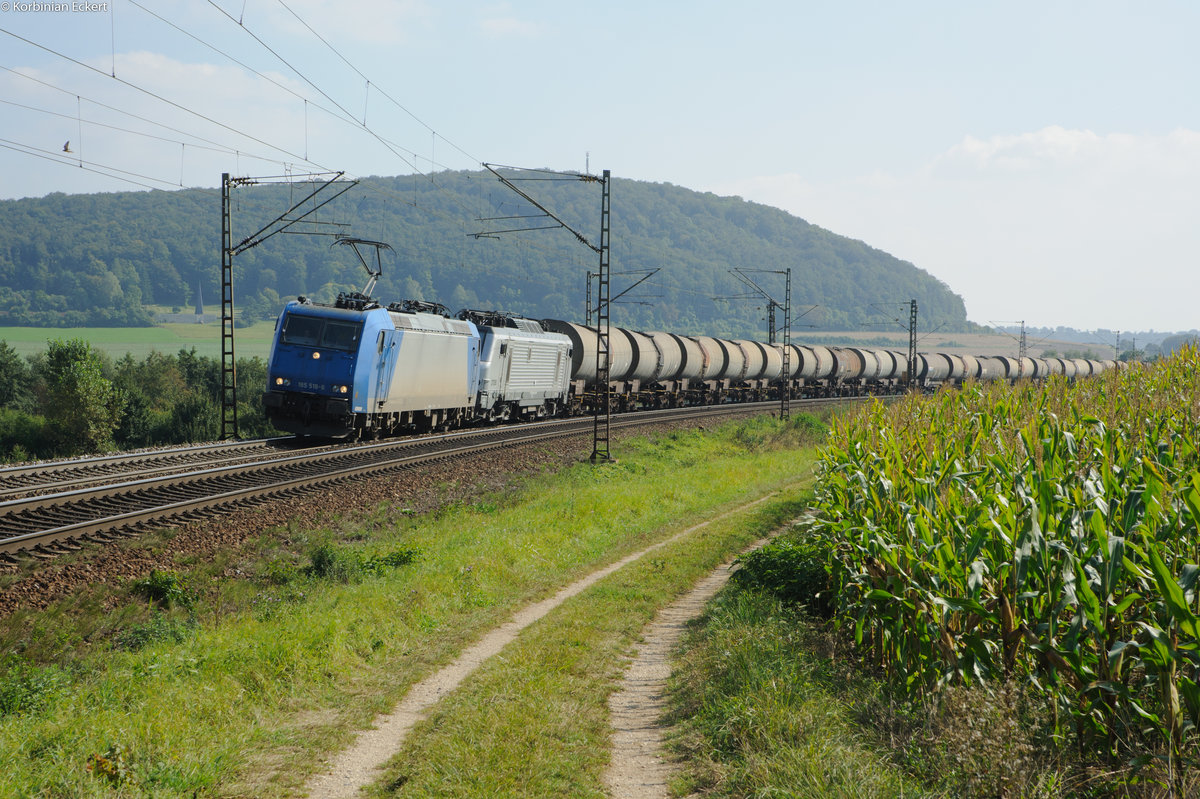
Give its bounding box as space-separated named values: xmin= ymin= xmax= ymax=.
xmin=262 ymin=292 xmax=1117 ymax=439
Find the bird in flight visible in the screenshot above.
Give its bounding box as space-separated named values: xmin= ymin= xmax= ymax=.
xmin=63 ymin=141 xmax=72 ymax=153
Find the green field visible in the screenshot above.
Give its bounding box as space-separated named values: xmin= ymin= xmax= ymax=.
xmin=0 ymin=415 xmax=825 ymax=797
xmin=0 ymin=320 xmax=277 ymax=361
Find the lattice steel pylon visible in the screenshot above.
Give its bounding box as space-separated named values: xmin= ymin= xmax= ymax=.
xmin=220 ymin=174 xmax=238 ymax=441
xmin=591 ymin=170 xmax=612 ymax=462
xmin=907 ymin=299 xmax=918 ymax=391
xmin=219 ymin=171 xmax=356 ymax=440
xmin=780 ymin=268 xmax=791 ymax=420
xmin=723 ymin=268 xmax=792 ymax=418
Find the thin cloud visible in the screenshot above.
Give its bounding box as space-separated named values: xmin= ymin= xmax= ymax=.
xmin=710 ymin=128 xmax=1200 ymax=330
xmin=477 ymin=4 xmax=542 ymax=38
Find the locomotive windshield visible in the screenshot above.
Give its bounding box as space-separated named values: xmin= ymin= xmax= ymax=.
xmin=281 ymin=314 xmax=362 ymax=352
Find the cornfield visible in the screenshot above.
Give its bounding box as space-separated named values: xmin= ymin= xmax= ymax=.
xmin=805 ymin=347 xmax=1200 ymax=783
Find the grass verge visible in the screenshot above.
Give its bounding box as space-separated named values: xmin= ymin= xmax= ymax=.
xmin=0 ymin=412 xmax=824 ymax=798
xmin=666 ymin=583 xmax=931 ymax=799
xmin=369 ymin=490 xmax=808 ymax=798
xmin=666 ymin=528 xmax=1086 ymax=799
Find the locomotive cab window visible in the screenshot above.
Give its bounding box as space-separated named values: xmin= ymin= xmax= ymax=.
xmin=280 ymin=315 xmax=323 ymax=346
xmin=280 ymin=315 xmax=362 ymax=352
xmin=321 ymin=321 xmax=361 ymax=351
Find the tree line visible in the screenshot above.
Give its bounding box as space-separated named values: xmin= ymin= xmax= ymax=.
xmin=0 ymin=340 xmax=277 ymax=462
xmin=0 ymin=172 xmax=976 ymax=339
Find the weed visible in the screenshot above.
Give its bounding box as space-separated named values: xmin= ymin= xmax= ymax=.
xmin=306 ymin=541 xmax=420 ymax=582
xmin=86 ymin=743 xmax=132 ymax=786
xmin=0 ymin=655 xmax=69 ymax=716
xmin=114 ymin=612 xmax=196 ymax=651
xmin=360 ymin=546 xmax=419 ymax=576
xmin=130 ymin=570 xmax=194 ymax=609
xmin=250 ymin=586 xmax=308 ymax=622
xmin=259 ymin=555 xmax=301 ymax=585
xmin=306 ymin=541 xmax=361 ymax=583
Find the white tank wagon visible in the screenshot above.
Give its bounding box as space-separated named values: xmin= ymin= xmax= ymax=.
xmin=735 ymin=340 xmax=769 ymax=382
xmin=749 ymin=341 xmax=784 ymax=399
xmin=691 ymin=336 xmax=727 ymax=381
xmin=994 ymin=356 xmax=1020 ymax=380
xmin=759 ymin=344 xmax=785 ymax=381
xmin=718 ymin=339 xmax=749 ymax=383
xmin=805 ymin=346 xmax=837 ymax=381
xmin=945 ymin=354 xmax=969 ymax=383
xmin=775 ymin=344 xmax=802 ymax=380
xmin=847 ymin=347 xmax=882 ymax=382
xmin=918 ymin=352 xmax=952 ymax=382
xmin=642 ymin=331 xmax=685 ymax=384
xmin=620 ymin=329 xmax=660 ymax=385
xmin=975 ymin=356 xmax=1005 ymax=381
xmin=542 ymin=319 xmax=634 ymax=387
xmin=873 ymin=350 xmax=902 ymax=382
xmin=830 ymin=347 xmax=864 ymax=382
xmin=670 ymin=334 xmax=706 ymax=381
xmin=1013 ymin=356 xmax=1036 ymax=379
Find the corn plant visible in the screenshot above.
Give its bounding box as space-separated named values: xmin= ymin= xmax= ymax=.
xmin=804 ymin=348 xmax=1200 ymax=785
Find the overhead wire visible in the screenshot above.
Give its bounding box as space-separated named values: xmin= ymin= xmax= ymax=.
xmin=0 ymin=137 xmax=179 ymax=191
xmin=196 ymin=0 xmax=499 ymax=232
xmin=0 ymin=27 xmax=322 ymax=169
xmin=2 ymin=4 xmax=605 ymax=281
xmin=0 ymin=64 xmax=279 ymax=164
xmin=1 ymin=97 xmax=256 ymax=159
xmin=273 ymin=0 xmax=479 ymax=167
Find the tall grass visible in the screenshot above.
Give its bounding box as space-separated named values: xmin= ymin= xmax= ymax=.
xmin=667 ymin=587 xmax=928 ymax=798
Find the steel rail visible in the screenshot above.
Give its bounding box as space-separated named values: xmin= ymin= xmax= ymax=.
xmin=0 ymin=437 xmax=301 ymax=495
xmin=0 ymin=397 xmax=857 ymax=561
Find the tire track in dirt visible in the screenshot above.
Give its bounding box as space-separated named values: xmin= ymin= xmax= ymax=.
xmin=303 ymin=496 xmax=777 ymax=798
xmin=602 ymin=536 xmax=773 ymax=799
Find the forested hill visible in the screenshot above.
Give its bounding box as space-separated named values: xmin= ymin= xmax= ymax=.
xmin=0 ymin=170 xmax=971 ymax=338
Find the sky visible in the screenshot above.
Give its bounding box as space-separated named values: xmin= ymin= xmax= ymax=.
xmin=1 ymin=0 xmax=1196 ymax=333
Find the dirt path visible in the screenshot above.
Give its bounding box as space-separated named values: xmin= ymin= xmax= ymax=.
xmin=602 ymin=537 xmax=771 ymax=799
xmin=302 ymin=496 xmax=775 ymax=798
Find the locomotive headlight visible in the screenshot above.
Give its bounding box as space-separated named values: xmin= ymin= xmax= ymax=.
xmin=275 ymin=377 xmax=283 ymax=386
xmin=312 ymin=351 xmax=321 ymax=360
xmin=335 ymin=385 xmax=349 ymax=394
xmin=273 ymin=377 xmax=290 ymax=387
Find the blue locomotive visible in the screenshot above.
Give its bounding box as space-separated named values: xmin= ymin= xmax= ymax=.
xmin=263 ymin=293 xmax=573 ymax=438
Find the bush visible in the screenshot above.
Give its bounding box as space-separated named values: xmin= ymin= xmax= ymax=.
xmin=0 ymin=408 xmax=52 ymax=461
xmin=361 ymin=547 xmax=419 ymax=576
xmin=732 ymin=534 xmax=834 ymax=618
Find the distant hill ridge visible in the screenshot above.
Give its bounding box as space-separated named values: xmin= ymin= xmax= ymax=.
xmin=0 ymin=170 xmax=972 ymax=338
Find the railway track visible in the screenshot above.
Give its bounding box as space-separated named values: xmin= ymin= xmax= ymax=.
xmin=0 ymin=398 xmax=850 ymax=564
xmin=0 ymin=437 xmax=334 ymax=500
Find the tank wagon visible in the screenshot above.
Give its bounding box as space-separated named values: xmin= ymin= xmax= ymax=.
xmin=264 ymin=295 xmax=1119 ymax=439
